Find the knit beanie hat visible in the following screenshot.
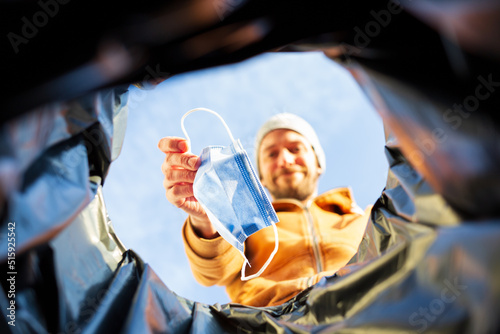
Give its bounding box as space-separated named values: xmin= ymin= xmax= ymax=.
xmin=255 ymin=113 xmax=326 ymax=174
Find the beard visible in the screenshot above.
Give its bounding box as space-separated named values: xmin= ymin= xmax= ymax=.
xmin=268 ymin=167 xmax=320 ymax=201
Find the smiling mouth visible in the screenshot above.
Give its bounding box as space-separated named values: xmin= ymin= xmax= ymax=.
xmin=275 ymin=169 xmax=305 ymax=180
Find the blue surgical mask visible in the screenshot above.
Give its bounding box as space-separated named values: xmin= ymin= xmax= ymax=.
xmin=181 ymin=108 xmax=279 ymax=281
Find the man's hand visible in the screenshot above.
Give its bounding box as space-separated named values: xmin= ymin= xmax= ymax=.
xmin=158 ymin=137 xmax=218 ymax=239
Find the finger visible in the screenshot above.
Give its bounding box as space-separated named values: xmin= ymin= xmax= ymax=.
xmin=165 ymin=184 xmax=194 ymax=205
xmin=170 ymin=196 xmax=204 ymax=217
xmin=158 ymin=136 xmax=189 ymax=153
xmin=180 ymin=197 xmax=205 ymax=216
xmin=170 ymin=184 xmax=194 ymax=198
xmin=162 ymin=169 xmax=197 ymax=186
xmin=164 ymin=153 xmax=200 ymax=170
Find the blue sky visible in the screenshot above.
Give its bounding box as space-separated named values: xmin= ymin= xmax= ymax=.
xmin=103 ymin=52 xmax=388 ymax=305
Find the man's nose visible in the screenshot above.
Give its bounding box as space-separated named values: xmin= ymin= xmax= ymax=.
xmin=277 ymin=149 xmax=294 ymax=167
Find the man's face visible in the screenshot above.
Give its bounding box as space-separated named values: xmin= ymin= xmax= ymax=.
xmin=258 ymin=129 xmax=322 ymax=202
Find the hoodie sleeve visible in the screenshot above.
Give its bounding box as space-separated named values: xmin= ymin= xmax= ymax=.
xmin=182 ymin=217 xmax=243 ymax=286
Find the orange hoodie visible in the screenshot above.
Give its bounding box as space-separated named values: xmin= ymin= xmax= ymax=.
xmin=182 ymin=187 xmax=370 ymax=307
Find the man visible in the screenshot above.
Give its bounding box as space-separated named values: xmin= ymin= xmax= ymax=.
xmin=158 ymin=113 xmax=370 ymax=307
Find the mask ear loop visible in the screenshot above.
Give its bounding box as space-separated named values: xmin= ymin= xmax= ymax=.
xmin=181 ymin=107 xmax=238 ymax=152
xmin=240 ymin=222 xmax=279 ymax=281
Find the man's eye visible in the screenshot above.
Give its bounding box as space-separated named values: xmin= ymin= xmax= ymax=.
xmin=268 ymin=151 xmax=277 ymax=158
xmin=290 ymin=147 xmax=300 ymax=153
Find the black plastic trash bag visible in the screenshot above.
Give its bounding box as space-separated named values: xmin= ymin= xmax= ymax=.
xmin=1 ymin=83 xmax=499 ymax=334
